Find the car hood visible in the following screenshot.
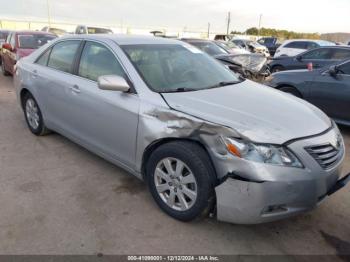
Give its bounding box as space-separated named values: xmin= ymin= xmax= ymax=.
xmin=162 ymin=80 xmax=331 ymax=144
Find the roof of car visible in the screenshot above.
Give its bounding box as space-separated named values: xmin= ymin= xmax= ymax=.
xmin=59 ymin=34 xmax=185 ymax=45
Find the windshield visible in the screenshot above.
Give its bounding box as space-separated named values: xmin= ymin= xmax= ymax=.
xmin=18 ymin=34 xmax=56 ymax=49
xmin=187 ymin=41 xmax=229 ymax=56
xmin=122 ymin=44 xmax=240 ymax=93
xmin=87 ymin=27 xmax=113 ymax=34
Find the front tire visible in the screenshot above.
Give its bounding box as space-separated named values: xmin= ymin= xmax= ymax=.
xmin=146 ymin=141 xmax=215 ymax=222
xmin=23 ymin=93 xmax=50 ymax=136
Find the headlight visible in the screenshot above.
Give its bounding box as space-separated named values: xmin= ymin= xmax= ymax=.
xmin=222 ymin=137 xmax=303 ymax=168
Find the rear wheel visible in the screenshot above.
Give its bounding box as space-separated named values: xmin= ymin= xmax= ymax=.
xmin=146 ymin=141 xmax=215 ymax=221
xmin=23 ymin=92 xmax=50 ymax=136
xmin=279 ymin=86 xmax=302 ymax=98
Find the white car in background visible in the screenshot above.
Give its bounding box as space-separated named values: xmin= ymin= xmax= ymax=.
xmin=274 ymin=39 xmax=335 ymax=58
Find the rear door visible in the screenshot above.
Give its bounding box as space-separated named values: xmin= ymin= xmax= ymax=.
xmin=32 ymin=40 xmax=82 ymax=131
xmin=307 ymin=61 xmax=350 ymax=122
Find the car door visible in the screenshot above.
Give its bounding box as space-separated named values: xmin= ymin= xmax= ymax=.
xmin=32 ymin=40 xmax=82 ymax=132
xmin=65 ymin=40 xmax=140 ymax=168
xmin=306 ymin=61 xmax=350 ymax=122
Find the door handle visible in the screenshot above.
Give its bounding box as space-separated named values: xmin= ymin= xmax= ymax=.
xmin=70 ymin=85 xmax=81 ymax=94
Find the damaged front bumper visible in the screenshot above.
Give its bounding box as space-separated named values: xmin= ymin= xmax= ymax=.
xmin=213 ymin=127 xmax=348 ymax=224
xmin=216 ymin=173 xmax=349 ymax=224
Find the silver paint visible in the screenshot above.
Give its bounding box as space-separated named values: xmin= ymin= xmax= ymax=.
xmin=14 ymin=34 xmax=346 ymax=224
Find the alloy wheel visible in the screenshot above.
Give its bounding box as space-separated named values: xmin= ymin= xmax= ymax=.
xmin=25 ymin=98 xmax=40 ymax=130
xmin=154 ymin=157 xmax=198 ymax=211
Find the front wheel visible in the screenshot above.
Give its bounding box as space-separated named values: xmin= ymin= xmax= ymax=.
xmin=23 ymin=93 xmax=50 ymax=136
xmin=146 ymin=141 xmax=215 ymax=221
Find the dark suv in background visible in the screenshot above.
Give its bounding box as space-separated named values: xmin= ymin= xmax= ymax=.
xmin=268 ymin=46 xmax=350 ymax=73
xmin=257 ymin=37 xmax=281 ymax=56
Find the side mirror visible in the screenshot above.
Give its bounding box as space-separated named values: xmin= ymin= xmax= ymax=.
xmin=328 ymin=65 xmax=339 ymax=77
xmin=2 ymin=43 xmax=12 ymax=51
xmin=296 ymin=55 xmax=302 ymax=61
xmin=97 ymin=75 xmax=130 ymax=92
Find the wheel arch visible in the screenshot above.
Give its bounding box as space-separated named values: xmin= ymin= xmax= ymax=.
xmin=141 ymin=137 xmax=218 ymax=182
xmin=20 ymin=88 xmax=31 ymax=109
xmin=276 ymin=84 xmax=303 ymax=98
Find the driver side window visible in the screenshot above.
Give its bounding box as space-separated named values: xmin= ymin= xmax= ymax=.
xmin=78 ymin=41 xmax=126 ymax=81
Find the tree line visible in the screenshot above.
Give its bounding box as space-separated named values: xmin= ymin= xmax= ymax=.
xmin=231 ymin=27 xmax=320 ymax=40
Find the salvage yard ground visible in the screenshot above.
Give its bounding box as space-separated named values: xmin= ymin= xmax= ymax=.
xmin=0 ymin=73 xmax=349 ymax=257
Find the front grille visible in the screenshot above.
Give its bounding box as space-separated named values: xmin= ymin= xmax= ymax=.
xmin=305 ymin=143 xmax=343 ymax=169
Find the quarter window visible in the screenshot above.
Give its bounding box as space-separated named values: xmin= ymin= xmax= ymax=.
xmin=78 ymin=42 xmax=126 ymax=81
xmin=47 ymin=41 xmax=80 ymax=73
xmin=36 ymin=48 xmax=51 ymax=66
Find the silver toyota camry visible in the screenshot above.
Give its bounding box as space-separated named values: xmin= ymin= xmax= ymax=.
xmin=14 ymin=34 xmax=349 ymax=224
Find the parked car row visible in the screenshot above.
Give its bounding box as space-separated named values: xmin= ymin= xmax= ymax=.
xmin=181 ymin=38 xmax=270 ymax=81
xmin=1 ymin=31 xmax=57 ymax=76
xmin=10 ymin=34 xmax=349 ymax=225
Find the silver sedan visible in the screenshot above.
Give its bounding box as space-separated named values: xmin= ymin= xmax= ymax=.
xmin=14 ymin=34 xmax=349 ymax=224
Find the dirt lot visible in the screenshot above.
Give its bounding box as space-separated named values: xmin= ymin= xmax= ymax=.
xmin=0 ymin=73 xmax=349 ymax=257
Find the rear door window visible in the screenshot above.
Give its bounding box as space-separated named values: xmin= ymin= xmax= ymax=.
xmin=18 ymin=34 xmax=56 ymax=49
xmin=47 ymin=40 xmax=80 ymax=73
xmin=78 ymin=41 xmax=126 ymax=81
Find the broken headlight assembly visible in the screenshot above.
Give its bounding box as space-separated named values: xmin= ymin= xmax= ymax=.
xmin=222 ymin=137 xmax=303 ymax=168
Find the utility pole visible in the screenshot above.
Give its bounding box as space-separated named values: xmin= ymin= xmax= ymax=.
xmin=207 ymin=22 xmax=210 ymax=39
xmin=46 ymin=0 xmax=51 ymax=27
xmin=226 ymin=12 xmax=231 ymax=36
xmin=258 ymin=14 xmax=262 ymax=37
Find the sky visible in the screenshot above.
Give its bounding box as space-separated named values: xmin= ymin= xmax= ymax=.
xmin=1 ymin=0 xmax=350 ymax=33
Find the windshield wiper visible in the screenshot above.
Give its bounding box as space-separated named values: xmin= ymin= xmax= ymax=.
xmin=206 ymin=80 xmax=241 ymax=89
xmin=162 ymin=87 xmax=198 ymax=93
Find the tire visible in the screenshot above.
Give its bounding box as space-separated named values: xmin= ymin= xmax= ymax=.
xmin=2 ymin=61 xmax=10 ymax=76
xmin=23 ymin=92 xmax=50 ymax=136
xmin=271 ymin=65 xmax=285 ymax=73
xmin=279 ymin=86 xmax=302 ymax=98
xmin=146 ymin=141 xmax=216 ymax=222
